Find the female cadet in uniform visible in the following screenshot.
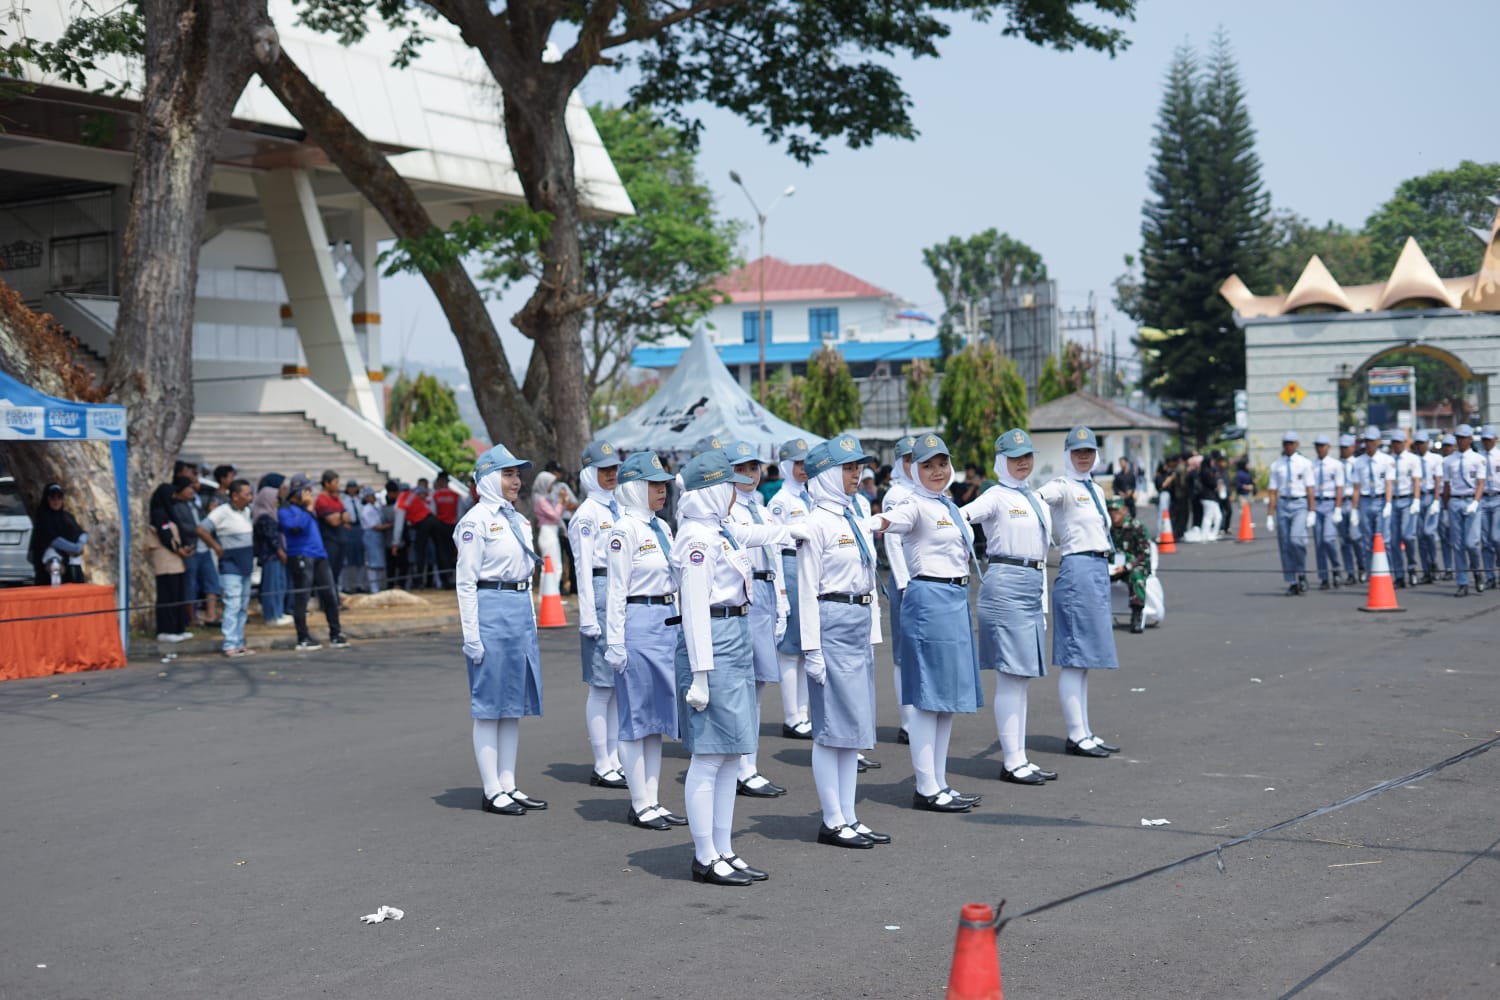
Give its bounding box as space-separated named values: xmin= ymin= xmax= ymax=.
xmin=455 ymin=444 xmax=547 ymax=816
xmin=674 ymin=450 xmax=805 ymax=885
xmin=567 ymin=441 xmax=627 ymax=789
xmin=728 ymin=441 xmax=791 ymax=799
xmin=866 ymin=434 xmax=982 ymax=813
xmin=962 ymin=429 xmax=1058 ymax=785
xmin=768 ymin=438 xmax=815 ymax=739
xmin=603 ymin=451 xmax=685 ymax=831
xmin=880 ymin=436 xmax=917 ymax=746
xmin=1036 ymin=426 xmax=1122 ymax=760
xmin=797 ymin=435 xmax=890 ymax=849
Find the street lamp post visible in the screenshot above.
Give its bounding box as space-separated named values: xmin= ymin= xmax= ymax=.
xmin=729 ymin=171 xmax=794 ymax=404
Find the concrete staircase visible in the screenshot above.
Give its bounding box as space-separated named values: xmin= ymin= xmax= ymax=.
xmin=182 ymin=412 xmax=392 ymax=489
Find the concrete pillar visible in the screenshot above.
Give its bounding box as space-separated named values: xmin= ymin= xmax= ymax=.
xmin=253 ymin=168 xmax=381 ymax=423
xmin=350 ymin=208 xmax=384 ymax=422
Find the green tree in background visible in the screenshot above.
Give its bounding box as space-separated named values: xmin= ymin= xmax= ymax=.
xmin=1264 ymin=211 xmax=1379 ymax=291
xmin=1130 ymin=33 xmax=1271 ymax=445
xmin=923 ymin=229 xmax=1047 ymax=355
xmin=764 ymin=368 xmax=808 ymax=428
xmin=905 ymin=358 xmax=938 ymax=427
xmin=1036 ymin=342 xmax=1096 ymax=402
xmin=937 ymin=343 xmax=1027 ymax=471
xmin=1036 ymin=354 xmax=1066 ymax=403
xmin=386 ymin=371 xmax=474 ymax=476
xmin=1363 ymin=160 xmax=1500 ymax=278
xmin=802 ymin=347 xmax=862 ymax=439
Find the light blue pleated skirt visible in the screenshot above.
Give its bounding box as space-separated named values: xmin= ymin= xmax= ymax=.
xmin=749 ymin=576 xmax=780 ymax=682
xmin=675 ymin=615 xmax=757 ymax=754
xmin=807 ymin=600 xmax=876 ymax=749
xmin=977 ymin=562 xmax=1046 ymax=677
xmin=616 ymin=602 xmax=680 ymax=740
xmin=1051 ymin=554 xmax=1118 ymax=670
xmin=579 ymin=581 xmax=613 ymax=687
xmin=896 ymin=578 xmax=981 ymax=712
xmin=885 ymin=571 xmax=904 ymax=667
xmin=776 ymin=551 xmax=801 ymax=655
xmin=468 ymin=588 xmax=542 ymax=718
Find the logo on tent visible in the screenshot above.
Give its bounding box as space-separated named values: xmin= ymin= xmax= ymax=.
xmin=87 ymin=408 xmax=126 ymax=438
xmin=0 ymin=406 xmax=43 ymax=438
xmin=46 ymin=409 xmax=84 ymax=437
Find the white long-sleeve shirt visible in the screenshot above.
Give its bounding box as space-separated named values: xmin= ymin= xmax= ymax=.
xmin=877 ymin=492 xmax=970 ymax=578
xmin=731 ymin=489 xmax=790 ymax=620
xmin=963 ymin=483 xmax=1052 ymax=562
xmin=604 ymin=510 xmax=676 ymax=649
xmin=880 ymin=479 xmax=913 ymax=589
xmin=454 ymin=499 xmax=535 ymax=647
xmin=1037 ymin=475 xmax=1112 ymax=556
xmin=567 ymin=494 xmax=618 ymax=630
xmin=673 ymin=518 xmax=792 ymax=672
xmin=796 ymin=501 xmax=882 ymax=652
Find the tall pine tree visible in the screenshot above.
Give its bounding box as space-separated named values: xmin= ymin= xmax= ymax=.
xmin=1132 ymin=32 xmax=1270 ymax=445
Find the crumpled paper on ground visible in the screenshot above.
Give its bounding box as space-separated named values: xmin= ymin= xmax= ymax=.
xmin=360 ymin=905 xmax=405 ymax=924
xmin=1140 ymin=818 xmax=1171 ymax=827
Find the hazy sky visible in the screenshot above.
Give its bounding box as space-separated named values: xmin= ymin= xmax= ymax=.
xmin=381 ymin=0 xmax=1498 ymax=376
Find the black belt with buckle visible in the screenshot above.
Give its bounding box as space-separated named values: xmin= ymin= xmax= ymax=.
xmin=1067 ymin=550 xmax=1112 ymax=560
xmin=626 ymin=594 xmax=676 ymax=605
xmin=592 ymin=568 xmax=608 ymax=577
xmin=780 ymin=548 xmax=797 ymax=557
xmin=988 ymin=555 xmax=1044 ymax=570
xmin=818 ymin=593 xmax=873 ymax=605
xmin=752 ymin=570 xmax=776 ymax=581
xmin=476 ymin=579 xmax=530 ymax=591
xmin=709 ymin=604 xmax=749 ymax=618
xmin=913 ymin=574 xmax=969 ymax=586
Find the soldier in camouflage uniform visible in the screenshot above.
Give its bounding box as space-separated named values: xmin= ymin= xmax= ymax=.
xmin=1108 ymin=495 xmax=1151 ymax=634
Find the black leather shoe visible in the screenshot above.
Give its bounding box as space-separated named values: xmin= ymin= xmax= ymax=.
xmin=1000 ymin=764 xmax=1047 ymax=785
xmin=1441 ymin=570 xmax=1454 ymax=581
xmin=1031 ymin=767 xmax=1058 ymax=781
xmin=857 ymin=754 xmax=881 ymax=772
xmin=721 ymin=853 xmax=769 ymax=880
xmin=944 ymin=786 xmax=983 ymax=804
xmin=1477 ymin=580 xmax=1487 ymax=594
xmin=1286 ymin=584 xmax=1300 ymax=597
xmin=1394 ymin=578 xmax=1406 ymax=589
xmin=817 ymin=822 xmax=876 ymax=848
xmin=1345 ymin=573 xmax=1358 ymax=586
xmin=852 ymin=823 xmax=892 ymax=844
xmin=482 ymin=791 xmax=525 ymax=815
xmin=509 ymin=790 xmax=547 ymax=810
xmin=590 ymin=768 xmax=628 ymax=788
xmin=736 ymin=775 xmax=785 ymax=798
xmin=1129 ymin=608 xmax=1145 ymax=633
xmin=897 ymin=727 xmax=910 ymax=745
xmin=912 ymin=790 xmax=972 ymax=813
xmin=1297 ymin=575 xmax=1308 ymax=593
xmin=650 ymin=805 xmax=688 ymax=826
xmin=692 ymin=858 xmax=753 ymax=885
xmin=1065 ymin=737 xmax=1111 ymax=758
xmin=628 ymin=807 xmax=671 ymax=831
xmin=1456 ymin=585 xmax=1469 ymax=597
xmin=781 ymin=721 xmax=813 ymax=740
xmin=1317 ymin=580 xmax=1332 ymax=591
xmin=1088 ymin=736 xmax=1121 ymax=753
xmin=1421 ymin=572 xmax=1435 ymax=585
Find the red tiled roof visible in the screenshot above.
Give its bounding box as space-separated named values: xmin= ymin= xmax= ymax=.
xmin=712 ymin=256 xmax=894 ymax=304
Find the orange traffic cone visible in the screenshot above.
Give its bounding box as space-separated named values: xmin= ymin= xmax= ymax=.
xmin=1157 ymin=504 xmax=1177 ymax=555
xmin=1236 ymin=499 xmax=1255 ymax=543
xmin=537 ymin=555 xmax=568 ymax=627
xmin=1357 ymin=533 xmax=1405 ymax=613
xmin=945 ymin=904 xmax=1003 ymax=1000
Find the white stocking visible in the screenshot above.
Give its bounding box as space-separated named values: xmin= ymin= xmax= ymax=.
xmin=907 ymin=709 xmax=940 ymax=796
xmin=994 ymin=673 xmax=1031 ymax=770
xmin=618 ymin=738 xmax=649 ymax=814
xmin=838 ymin=748 xmax=861 ymax=828
xmin=895 ymin=666 xmax=914 ymax=733
xmin=472 ymin=719 xmax=500 ymax=798
xmin=712 ymin=758 xmax=739 ymax=857
xmin=496 ymin=717 xmax=520 ymax=792
xmin=810 ymin=742 xmax=845 ymax=828
xmin=934 ymin=712 xmax=954 ymax=791
xmin=584 ymin=685 xmax=615 ymax=774
xmin=685 ymin=753 xmax=730 ymax=865
xmin=738 ymin=682 xmax=766 ymax=780
xmin=1058 ymin=667 xmax=1089 ymax=743
xmin=778 ymin=652 xmax=807 ymax=725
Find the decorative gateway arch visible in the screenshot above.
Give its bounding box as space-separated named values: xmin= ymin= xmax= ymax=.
xmin=1222 ymin=207 xmax=1500 ymax=472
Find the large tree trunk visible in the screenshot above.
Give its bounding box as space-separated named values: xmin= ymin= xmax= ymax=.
xmin=253 ymin=45 xmax=550 ymax=459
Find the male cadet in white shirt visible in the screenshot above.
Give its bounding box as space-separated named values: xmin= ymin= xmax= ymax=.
xmin=1266 ymin=430 xmax=1317 ymax=595
xmin=1386 ymin=430 xmax=1423 ymax=588
xmin=1480 ymin=426 xmax=1500 ymax=590
xmin=1335 ymin=434 xmax=1364 ymax=584
xmin=1441 ymin=424 xmax=1487 ymax=596
xmin=1409 ymin=430 xmax=1445 ymax=584
xmin=1348 ymin=426 xmax=1395 ymax=573
xmin=1309 ymin=433 xmax=1345 ymax=590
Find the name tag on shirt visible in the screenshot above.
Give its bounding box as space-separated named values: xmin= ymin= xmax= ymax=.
xmin=1008 ymin=508 xmax=1028 ymax=518
xmin=1075 ymin=494 xmax=1092 ymax=506
xmin=935 ymin=518 xmax=954 ymax=527
xmin=836 ymin=534 xmax=856 ymax=547
xmin=487 ymin=522 xmax=503 ymax=534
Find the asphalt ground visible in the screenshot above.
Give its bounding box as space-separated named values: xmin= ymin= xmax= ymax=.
xmin=1 ymin=535 xmax=1497 ymax=999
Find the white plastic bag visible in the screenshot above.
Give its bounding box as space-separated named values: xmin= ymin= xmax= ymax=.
xmin=1143 ymin=575 xmax=1165 ymax=627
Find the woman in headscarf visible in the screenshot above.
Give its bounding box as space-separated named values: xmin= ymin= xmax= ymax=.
xmin=252 ymin=475 xmax=289 ymax=625
xmin=766 ymin=437 xmax=815 ymax=739
xmin=531 ymin=468 xmax=564 ymax=580
xmin=602 ymin=451 xmax=683 ymax=831
xmin=147 ymin=478 xmax=197 ymax=642
xmin=357 ymin=485 xmax=388 ymax=593
xmin=866 ymin=434 xmax=983 ymax=813
xmin=29 ymin=482 xmax=88 ymax=584
xmin=796 ymin=434 xmax=889 ymax=849
xmin=454 ymin=443 xmax=547 ymax=816
xmin=673 ymin=449 xmax=803 ymax=885
xmin=962 ymin=429 xmax=1057 ymax=786
xmin=877 ymin=436 xmax=917 ymax=745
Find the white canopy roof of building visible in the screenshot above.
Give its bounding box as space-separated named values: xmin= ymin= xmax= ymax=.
xmin=596 ymin=330 xmax=815 ymax=456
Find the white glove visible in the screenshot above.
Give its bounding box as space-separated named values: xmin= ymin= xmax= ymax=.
xmin=606 ymin=644 xmax=627 ymax=672
xmin=1305 ymin=511 xmax=1316 ymax=531
xmin=1265 ymin=515 xmax=1275 ymax=532
xmin=1381 ymin=503 xmax=1392 ymax=521
xmin=804 ymin=649 xmax=827 ymax=685
xmin=463 ymin=640 xmax=484 ymax=663
xmin=861 ymin=514 xmax=886 ymax=533
xmin=774 ymin=616 xmax=787 ymax=642
xmin=360 ymin=905 xmax=404 ymax=924
xmin=786 ymin=524 xmax=812 ymax=543
xmin=685 ymin=672 xmax=710 ymax=711
xmin=1332 ymin=508 xmax=1343 ymax=525
xmin=579 ymin=623 xmax=601 ymax=639
xmin=1427 ymin=501 xmax=1440 ymax=518
xmin=1465 ymin=499 xmax=1479 ymax=516
xmin=1350 ymin=509 xmax=1360 ymax=528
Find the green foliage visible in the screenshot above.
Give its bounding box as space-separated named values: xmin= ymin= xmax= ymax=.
xmin=764 ymin=367 xmax=808 ymax=428
xmin=1036 ymin=354 xmax=1066 ymax=403
xmin=1131 ymin=33 xmax=1271 ymax=446
xmin=591 ymin=373 xmax=660 ymax=428
xmin=401 ymin=418 xmax=475 ymax=479
xmin=1264 ymin=211 xmax=1379 ymax=291
xmin=923 ymin=228 xmax=1047 ymax=348
xmin=905 ymin=358 xmax=938 ymax=426
xmin=802 ymin=347 xmax=862 ymax=438
xmin=577 ymin=105 xmax=741 ymax=393
xmin=936 ymin=342 xmax=1027 ymax=471
xmin=1363 ymin=160 xmax=1500 ymax=278
xmin=378 ymin=207 xmax=553 ymax=284
xmin=385 ymin=371 xmax=460 ymax=434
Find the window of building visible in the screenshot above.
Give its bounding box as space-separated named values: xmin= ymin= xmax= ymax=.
xmin=809 ymin=307 xmax=839 ymax=341
xmin=742 ymin=310 xmax=773 ymax=343
xmin=49 ymin=233 xmax=112 ymax=294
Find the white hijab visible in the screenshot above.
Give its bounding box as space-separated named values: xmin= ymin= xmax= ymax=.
xmin=677 ymin=482 xmax=735 ymax=526
xmin=993 ymin=454 xmax=1032 ymax=490
xmin=476 ymin=469 xmax=511 ymax=511
xmin=580 ymin=466 xmax=615 ymax=506
xmin=808 ymin=466 xmax=854 ymax=511
xmin=616 ymin=479 xmax=654 ymax=519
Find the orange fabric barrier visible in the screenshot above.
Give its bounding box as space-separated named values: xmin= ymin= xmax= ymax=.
xmin=0 ymin=583 xmax=126 ymax=681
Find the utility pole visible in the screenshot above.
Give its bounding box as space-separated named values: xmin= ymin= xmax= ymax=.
xmin=729 ymin=171 xmax=794 ymax=404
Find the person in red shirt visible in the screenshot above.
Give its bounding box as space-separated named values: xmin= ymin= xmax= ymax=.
xmin=431 ymin=472 xmax=461 ymax=587
xmin=395 ymin=479 xmax=434 ymax=588
xmin=313 ymin=470 xmax=350 ymax=593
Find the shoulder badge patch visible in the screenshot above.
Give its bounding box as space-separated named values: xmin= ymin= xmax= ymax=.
xmin=689 ymin=549 xmax=705 ymax=565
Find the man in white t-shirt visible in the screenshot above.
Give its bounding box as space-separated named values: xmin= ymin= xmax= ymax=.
xmin=199 ymin=479 xmax=256 ymax=657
